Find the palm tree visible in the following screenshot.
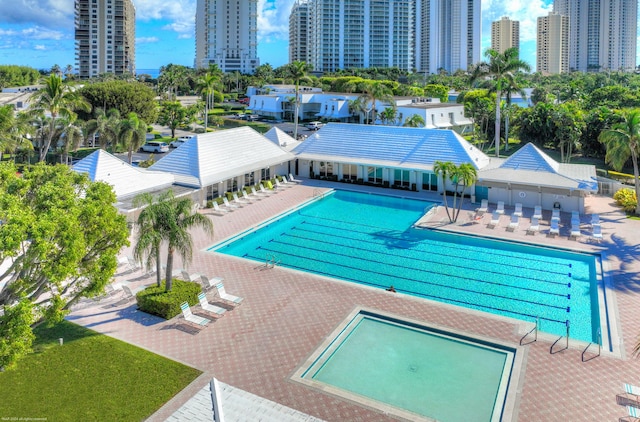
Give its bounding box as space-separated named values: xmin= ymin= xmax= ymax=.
xmin=287 ymin=61 xmax=312 ymax=140
xmin=84 ymin=108 xmax=120 ymax=149
xmin=359 ymin=81 xmax=394 ymax=125
xmin=134 ymin=190 xmax=214 ymax=292
xmin=501 ymin=75 xmax=528 ymax=152
xmin=118 ymin=112 xmax=147 ymax=164
xmin=196 ymin=71 xmax=221 ymax=131
xmin=133 ymin=192 xmax=171 ymax=287
xmin=0 ymin=106 xmax=34 ymax=161
xmin=403 ymin=114 xmax=425 ymax=128
xmin=599 ymin=109 xmax=640 ymax=215
xmin=348 ymin=97 xmax=368 ymax=124
xmin=451 ymin=163 xmax=479 ymax=222
xmin=469 ymin=48 xmax=531 ymax=157
xmin=379 ymin=107 xmax=398 ymax=126
xmin=29 ymin=73 xmax=90 ymax=161
xmin=433 ymin=160 xmax=456 ymax=222
xmin=56 ymin=119 xmax=84 ymax=164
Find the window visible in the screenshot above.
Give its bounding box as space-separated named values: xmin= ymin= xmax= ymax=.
xmin=367 ymin=167 xmax=383 ymax=184
xmin=342 ymin=164 xmax=357 ymax=180
xmin=394 ymin=169 xmax=410 ymax=187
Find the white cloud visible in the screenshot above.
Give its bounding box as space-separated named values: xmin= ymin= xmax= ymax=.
xmin=0 ymin=0 xmax=72 ymax=28
xmin=177 ymin=33 xmax=192 ymax=40
xmin=481 ymin=0 xmax=553 ymax=45
xmin=21 ymin=27 xmax=65 ymax=40
xmin=257 ymin=0 xmax=295 ymax=42
xmin=133 ymin=0 xmax=196 ymax=22
xmin=137 ymin=36 xmax=159 ymax=43
xmin=34 ymin=44 xmax=46 ymax=50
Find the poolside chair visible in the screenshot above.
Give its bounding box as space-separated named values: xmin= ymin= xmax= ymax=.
xmin=259 ymin=184 xmax=275 ymax=195
xmin=551 ymin=208 xmax=560 ymax=222
xmin=590 ymin=213 xmax=600 ymax=226
xmin=496 ymin=201 xmax=505 ymax=215
xmin=507 ymin=214 xmax=519 ymax=232
xmin=241 ymin=190 xmax=258 ymax=202
xmin=571 ymin=211 xmax=580 ymax=222
xmin=118 ymin=256 xmax=140 ymax=273
xmin=487 ymin=211 xmax=500 ymax=229
xmin=265 ymin=181 xmax=279 ymax=192
xmin=214 ymin=281 xmax=244 ymax=304
xmin=251 ymin=186 xmax=269 ymax=198
xmin=181 ymin=270 xmax=202 ymax=283
xmin=532 ymin=205 xmax=543 ymax=220
xmin=618 ymin=384 xmax=640 ymax=407
xmin=592 ymin=224 xmax=603 ymax=242
xmin=232 ymin=192 xmax=250 ymax=205
xmin=570 ymin=223 xmax=581 ymax=239
xmin=199 ymin=274 xmax=225 ymax=290
xmin=211 ymin=202 xmax=230 ymax=215
xmin=620 ymin=405 xmax=640 ymax=422
xmin=275 ymin=178 xmax=292 ymax=189
xmin=476 ymin=199 xmax=489 ymax=214
xmin=222 ymin=197 xmax=240 ymax=210
xmin=549 ymin=219 xmax=560 ymax=237
xmin=197 ymin=292 xmax=227 ymax=316
xmin=526 ymin=217 xmax=540 ymax=235
xmin=513 ymin=202 xmax=523 ymax=217
xmin=289 ymin=173 xmax=302 ymax=183
xmin=180 ymin=302 xmax=210 ymax=327
xmin=121 ymin=283 xmax=149 ymax=302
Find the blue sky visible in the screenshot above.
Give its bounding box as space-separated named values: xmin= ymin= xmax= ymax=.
xmin=0 ymin=0 xmax=569 ymax=73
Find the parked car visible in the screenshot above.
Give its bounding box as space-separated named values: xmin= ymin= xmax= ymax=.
xmin=170 ymin=136 xmax=193 ymax=148
xmin=306 ymin=121 xmax=324 ymax=130
xmin=140 ymin=141 xmax=169 ymax=153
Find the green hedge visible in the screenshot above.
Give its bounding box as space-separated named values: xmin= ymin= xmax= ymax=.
xmin=136 ymin=280 xmax=202 ymax=319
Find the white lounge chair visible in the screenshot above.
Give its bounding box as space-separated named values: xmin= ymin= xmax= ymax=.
xmin=592 ymin=225 xmax=603 ymax=242
xmin=507 ymin=214 xmax=519 ymax=231
xmin=241 ymin=190 xmax=258 ymax=202
xmin=590 ymin=214 xmax=600 ymax=226
xmin=487 ymin=211 xmax=500 ymax=229
xmin=619 ymin=383 xmax=640 ymax=407
xmin=275 ymin=178 xmax=292 ymax=189
xmin=251 ymin=186 xmax=269 ymax=197
xmin=214 ymin=282 xmax=243 ymax=304
xmin=570 ymin=224 xmax=581 ymax=239
xmin=571 ymin=211 xmax=580 ymax=222
xmin=476 ymin=199 xmax=489 ymax=214
xmin=181 ymin=270 xmax=202 ymax=282
xmin=289 ymin=173 xmax=302 ymax=183
xmin=121 ymin=283 xmax=149 ymax=301
xmin=222 ymin=197 xmax=240 ymax=209
xmin=118 ymin=256 xmax=140 ymax=273
xmin=197 ymin=292 xmax=226 ymax=316
xmin=549 ymin=220 xmax=560 ymax=237
xmin=199 ymin=274 xmax=224 ymax=290
xmin=211 ymin=202 xmax=229 ymax=215
xmin=622 ymin=405 xmax=640 ymax=422
xmin=496 ymin=201 xmax=505 ymax=215
xmin=264 ymin=181 xmax=279 ymax=192
xmin=180 ymin=302 xmax=210 ymax=327
xmin=532 ymin=205 xmax=543 ymax=220
xmin=259 ymin=184 xmax=275 ymax=195
xmin=526 ymin=217 xmax=540 ymax=235
xmin=513 ymin=203 xmax=523 ymax=217
xmin=551 ymin=209 xmax=560 ymax=222
xmin=232 ymin=192 xmax=250 ymax=205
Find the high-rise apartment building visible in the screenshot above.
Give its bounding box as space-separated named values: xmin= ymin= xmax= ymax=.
xmin=537 ymin=12 xmax=569 ymax=75
xmin=306 ymin=0 xmax=414 ymax=73
xmin=74 ymin=0 xmax=136 ymax=79
xmin=195 ymin=0 xmax=260 ymax=73
xmin=415 ymin=0 xmax=481 ymax=74
xmin=553 ymin=0 xmax=637 ymax=72
xmin=491 ymin=16 xmax=519 ymax=54
xmin=289 ymin=0 xmax=310 ymax=63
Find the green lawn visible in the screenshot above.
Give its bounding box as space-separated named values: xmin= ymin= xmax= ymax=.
xmin=0 ymin=320 xmax=201 ymax=421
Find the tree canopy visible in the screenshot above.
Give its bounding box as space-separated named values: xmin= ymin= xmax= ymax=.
xmin=79 ymin=80 xmax=158 ymax=123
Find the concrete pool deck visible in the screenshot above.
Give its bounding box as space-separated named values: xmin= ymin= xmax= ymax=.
xmin=69 ymin=179 xmax=640 ymax=421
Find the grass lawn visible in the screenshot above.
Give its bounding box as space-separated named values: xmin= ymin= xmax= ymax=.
xmin=0 ymin=320 xmax=201 ymax=421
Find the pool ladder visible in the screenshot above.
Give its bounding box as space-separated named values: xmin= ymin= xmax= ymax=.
xmin=581 ymin=328 xmax=601 ymax=362
xmin=520 ymin=316 xmax=539 ymax=346
xmin=313 ymin=189 xmax=326 ymax=199
xmin=265 ymin=254 xmax=280 ymax=269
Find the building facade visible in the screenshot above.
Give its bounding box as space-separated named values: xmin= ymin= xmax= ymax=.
xmin=74 ymin=0 xmax=136 ymax=79
xmin=553 ymin=0 xmax=637 ymax=72
xmin=289 ymin=0 xmax=310 ymax=63
xmin=415 ymin=0 xmax=481 ymax=74
xmin=491 ymin=16 xmax=519 ymax=54
xmin=195 ymin=0 xmax=260 ymax=73
xmin=536 ymin=12 xmax=569 ymax=75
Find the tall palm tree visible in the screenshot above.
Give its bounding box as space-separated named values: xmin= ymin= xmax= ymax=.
xmin=469 ymin=48 xmax=531 ymax=157
xmin=433 ymin=160 xmax=456 ymax=222
xmin=55 ymin=118 xmax=84 ymax=164
xmin=118 ymin=112 xmax=147 ymax=164
xmin=287 ymin=61 xmax=312 ymax=140
xmin=451 ymin=163 xmax=479 ymax=222
xmin=133 ymin=192 xmax=171 ymax=287
xmin=359 ymin=81 xmax=394 ymax=124
xmin=84 ymin=108 xmax=120 ymax=149
xmin=599 ymin=109 xmax=640 ymax=215
xmin=501 ymin=75 xmax=528 ymax=152
xmin=29 ymin=73 xmax=90 ymax=161
xmin=196 ymin=71 xmax=221 ymax=132
xmin=134 ymin=190 xmax=214 ymax=292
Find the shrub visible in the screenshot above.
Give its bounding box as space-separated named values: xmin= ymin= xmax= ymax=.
xmin=206 ymin=200 xmax=214 ymax=208
xmin=613 ymin=188 xmax=637 ymax=213
xmin=136 ymin=280 xmax=202 ymax=320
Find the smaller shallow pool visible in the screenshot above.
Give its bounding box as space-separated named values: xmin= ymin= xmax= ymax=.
xmin=293 ymin=309 xmax=522 ymax=422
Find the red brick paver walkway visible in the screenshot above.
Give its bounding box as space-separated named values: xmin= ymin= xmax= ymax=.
xmin=70 ymin=181 xmax=640 ymax=421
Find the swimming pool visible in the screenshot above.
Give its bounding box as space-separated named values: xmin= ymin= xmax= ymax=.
xmin=211 ymin=190 xmax=605 ymax=344
xmin=294 ymin=309 xmax=520 ymax=422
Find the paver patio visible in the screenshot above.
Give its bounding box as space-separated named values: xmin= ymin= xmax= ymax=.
xmin=69 ymin=180 xmax=640 ymax=421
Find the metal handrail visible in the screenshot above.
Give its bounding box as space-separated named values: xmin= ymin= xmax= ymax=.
xmin=520 ymin=316 xmax=538 ymax=345
xmin=581 ymin=328 xmax=601 ymax=362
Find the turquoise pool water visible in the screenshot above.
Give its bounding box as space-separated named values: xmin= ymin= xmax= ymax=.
xmin=299 ymin=311 xmax=515 ymax=421
xmin=212 ymin=190 xmax=602 ymax=343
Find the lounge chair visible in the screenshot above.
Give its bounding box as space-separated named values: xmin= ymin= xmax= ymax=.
xmin=180 ymin=302 xmax=210 ymax=327
xmin=571 ymin=211 xmax=580 ymax=222
xmin=532 ymin=205 xmax=543 ymax=220
xmin=507 ymin=214 xmax=519 ymax=232
xmin=289 ymin=173 xmax=302 ymax=183
xmin=259 ymin=184 xmax=275 ymax=195
xmin=222 ymin=197 xmax=240 ymax=210
xmin=197 ymin=292 xmax=226 ymax=316
xmin=496 ymin=201 xmax=505 ymax=215
xmin=214 ymin=281 xmax=243 ymax=304
xmin=199 ymin=274 xmax=225 ymax=290
xmin=526 ymin=217 xmax=540 ymax=235
xmin=476 ymin=199 xmax=489 ymax=214
xmin=592 ymin=224 xmax=603 ymax=242
xmin=513 ymin=202 xmax=523 ymax=217
xmin=232 ymin=192 xmax=250 ymax=205
xmin=621 ymin=405 xmax=640 ymax=422
xmin=551 ymin=209 xmax=560 ymax=222
xmin=181 ymin=270 xmax=202 ymax=283
xmin=591 ymin=214 xmax=600 ymax=226
xmin=211 ymin=202 xmax=229 ymax=215
xmin=549 ymin=219 xmax=560 ymax=237
xmin=118 ymin=256 xmax=140 ymax=273
xmin=618 ymin=384 xmax=640 ymax=407
xmin=251 ymin=186 xmax=269 ymax=197
xmin=275 ymin=178 xmax=292 ymax=189
xmin=570 ymin=223 xmax=581 ymax=239
xmin=487 ymin=211 xmax=500 ymax=229
xmin=121 ymin=283 xmax=149 ymax=302
xmin=241 ymin=190 xmax=258 ymax=202
xmin=265 ymin=181 xmax=279 ymax=192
